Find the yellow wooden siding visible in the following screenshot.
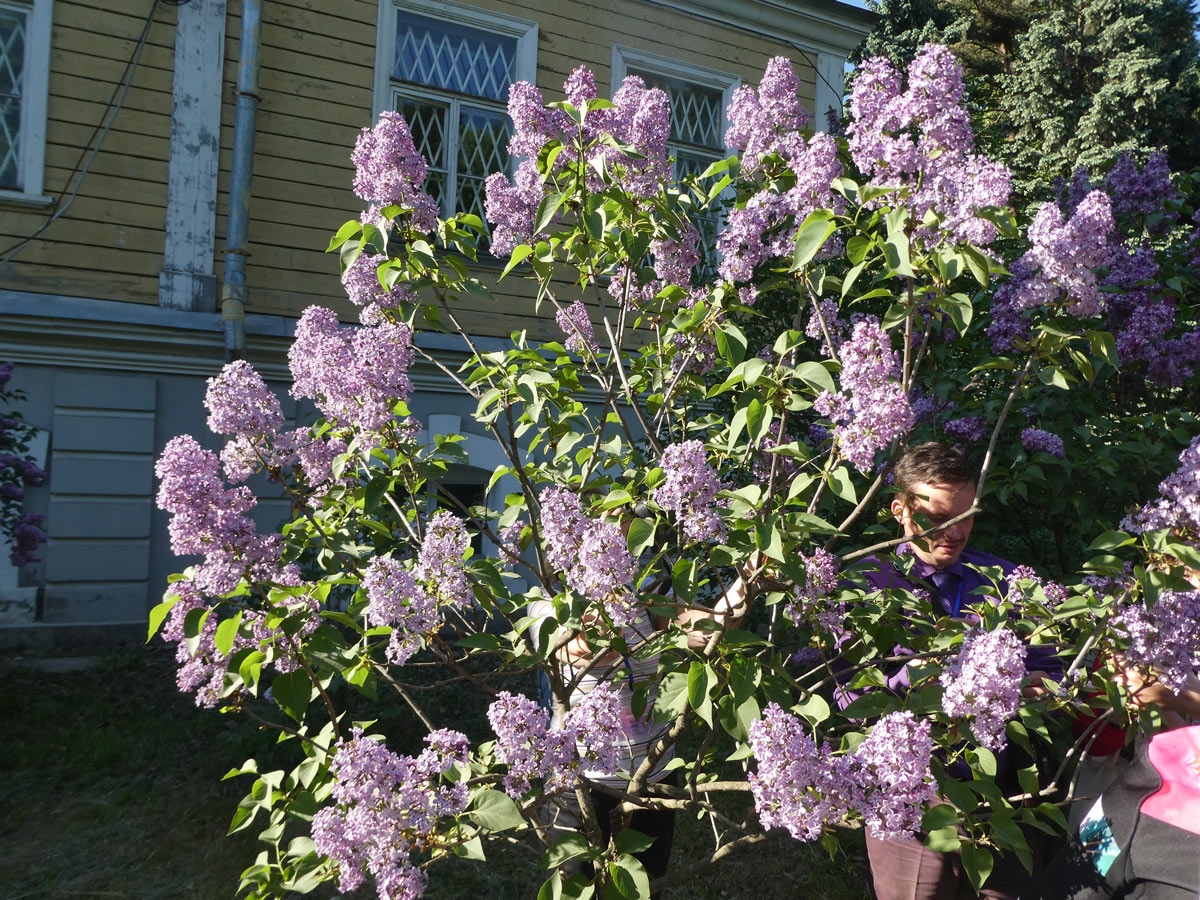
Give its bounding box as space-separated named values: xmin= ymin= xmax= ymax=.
xmin=0 ymin=1 xmax=176 ymax=305
xmin=2 ymin=0 xmax=826 ymax=326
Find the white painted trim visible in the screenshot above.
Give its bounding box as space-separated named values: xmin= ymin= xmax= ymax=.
xmin=612 ymin=44 xmax=739 ymax=147
xmin=159 ymin=0 xmax=227 ymax=312
xmin=373 ymin=0 xmax=538 ymax=120
xmin=0 ymin=0 xmax=51 ymax=199
xmin=814 ymin=51 xmax=847 ymax=131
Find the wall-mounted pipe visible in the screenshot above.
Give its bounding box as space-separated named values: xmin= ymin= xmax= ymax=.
xmin=221 ymin=0 xmax=263 ymax=361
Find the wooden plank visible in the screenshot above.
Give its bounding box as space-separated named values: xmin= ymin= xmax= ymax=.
xmin=53 ymin=0 xmax=180 ymax=45
xmin=39 ymin=165 xmax=168 ymax=207
xmin=50 ymin=73 xmax=174 ymax=119
xmin=259 ymin=0 xmax=377 ymax=45
xmin=0 ymin=267 xmax=159 ymax=304
xmin=51 ymin=30 xmax=176 ymax=72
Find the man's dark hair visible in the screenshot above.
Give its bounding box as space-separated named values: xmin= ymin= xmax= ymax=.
xmin=893 ymin=442 xmax=977 ymax=504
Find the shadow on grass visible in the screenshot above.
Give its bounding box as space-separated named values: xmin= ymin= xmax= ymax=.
xmin=0 ymin=642 xmax=870 ymax=900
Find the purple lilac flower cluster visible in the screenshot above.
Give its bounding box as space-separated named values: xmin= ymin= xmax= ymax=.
xmin=415 ymin=511 xmax=473 ymax=609
xmin=155 ymin=435 xmax=290 ymax=597
xmin=847 ymin=45 xmax=1011 ymax=248
xmin=785 ymin=548 xmax=842 ymax=631
xmin=350 ymin=111 xmax=439 ymax=233
xmin=487 ymin=684 xmax=623 ymax=796
xmin=752 ymin=422 xmax=799 ymax=485
xmin=0 ymin=361 xmax=48 ymax=566
xmin=288 ymin=306 xmax=415 ymax=434
xmin=652 ymin=440 xmax=726 ymax=542
xmin=943 ymin=415 xmax=986 ymax=445
xmin=1006 ymin=565 xmax=1068 ymax=608
xmin=651 ymin=223 xmax=701 ymax=287
xmin=485 ymin=67 xmax=670 ymax=258
xmin=1104 ymin=152 xmax=1177 ymax=222
xmin=362 ymin=557 xmax=440 ymax=665
xmin=748 ymin=704 xmax=935 ymax=843
xmin=1002 ymin=192 xmax=1116 ymax=319
xmin=554 ymin=300 xmax=599 ymax=355
xmin=341 ymin=251 xmax=415 ymax=325
xmin=1020 ymin=427 xmax=1065 ymax=459
xmin=804 ymin=298 xmax=848 ymax=358
xmin=311 ymin=727 xmax=470 ymax=900
xmin=1122 ymin=435 xmax=1200 ymax=546
xmin=814 ymin=317 xmax=914 ymax=473
xmin=940 ymin=627 xmax=1026 ymax=751
xmin=1113 ymin=590 xmax=1200 ymax=692
xmin=719 ymin=59 xmax=842 ymax=284
xmin=539 ymin=487 xmax=638 ymax=624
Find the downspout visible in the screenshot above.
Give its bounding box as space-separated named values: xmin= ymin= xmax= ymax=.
xmin=221 ymin=0 xmax=263 ymax=361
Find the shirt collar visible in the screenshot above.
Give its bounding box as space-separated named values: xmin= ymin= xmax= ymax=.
xmin=898 ymin=542 xmax=967 ymax=580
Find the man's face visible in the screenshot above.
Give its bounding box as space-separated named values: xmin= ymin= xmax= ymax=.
xmin=891 ymin=481 xmax=976 ymax=570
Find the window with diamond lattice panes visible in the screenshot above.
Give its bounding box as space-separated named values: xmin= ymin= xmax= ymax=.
xmin=629 ymin=69 xmax=728 ymax=284
xmin=390 ymin=11 xmax=521 ymax=231
xmin=0 ymin=4 xmax=26 ymax=191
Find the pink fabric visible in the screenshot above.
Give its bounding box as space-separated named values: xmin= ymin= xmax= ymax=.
xmin=1141 ymin=725 xmax=1200 ymax=836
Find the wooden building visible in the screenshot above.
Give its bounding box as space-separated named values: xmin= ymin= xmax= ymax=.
xmin=0 ymin=0 xmax=873 ymax=643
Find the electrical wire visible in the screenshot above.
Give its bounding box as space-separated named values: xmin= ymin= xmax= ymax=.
xmin=0 ymin=0 xmax=163 ymax=266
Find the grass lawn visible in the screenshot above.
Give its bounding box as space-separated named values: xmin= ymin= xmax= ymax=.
xmin=0 ymin=643 xmax=870 ymax=900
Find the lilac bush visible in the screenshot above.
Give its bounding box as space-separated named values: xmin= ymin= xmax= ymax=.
xmin=148 ymin=45 xmax=1200 ymax=900
xmin=0 ymin=361 xmax=46 ymax=566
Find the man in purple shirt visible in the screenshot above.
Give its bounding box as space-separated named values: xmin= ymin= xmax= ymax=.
xmin=857 ymin=442 xmax=1055 ymax=900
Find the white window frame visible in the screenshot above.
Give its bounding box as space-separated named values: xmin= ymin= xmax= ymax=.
xmin=373 ymin=0 xmax=537 ymax=219
xmin=0 ymin=0 xmax=52 ymax=205
xmin=611 ymin=45 xmax=739 ymax=168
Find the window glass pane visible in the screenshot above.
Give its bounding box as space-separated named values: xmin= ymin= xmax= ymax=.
xmin=397 ymin=94 xmax=448 ymax=210
xmin=0 ymin=7 xmax=25 ymax=190
xmin=457 ymin=106 xmax=509 ymax=226
xmin=395 ymin=12 xmax=516 ymax=102
xmin=629 ymin=69 xmax=723 ymax=151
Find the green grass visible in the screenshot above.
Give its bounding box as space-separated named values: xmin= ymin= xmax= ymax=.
xmin=0 ymin=644 xmax=870 ymax=900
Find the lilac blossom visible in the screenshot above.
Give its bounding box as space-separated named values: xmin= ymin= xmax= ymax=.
xmin=351 ymin=111 xmax=438 ymax=232
xmin=940 ymin=627 xmax=1026 ymax=751
xmin=9 ymin=512 xmax=45 ymax=567
xmin=562 ymin=682 xmax=626 ymax=775
xmin=363 ymin=557 xmax=440 ymax=665
xmin=752 ymin=423 xmax=799 ymax=484
xmin=288 ymin=306 xmax=414 ymax=433
xmin=943 ymin=416 xmax=986 ymax=445
xmin=1021 ymin=427 xmax=1065 ymax=459
xmin=846 ymin=46 xmax=1010 ymax=248
xmin=815 ymin=317 xmax=914 ymax=473
xmin=538 ymin=487 xmax=638 ymax=623
xmin=854 ymin=711 xmax=935 ymax=842
xmin=342 ymin=251 xmax=414 ymax=311
xmin=484 ymin=159 xmax=544 ymax=257
xmin=748 ymin=702 xmax=858 ymax=841
xmin=311 ymin=727 xmax=469 ymax=900
xmin=805 ymin=298 xmax=847 ymax=357
xmin=1113 ymin=590 xmax=1200 ymax=692
xmin=1006 ymin=565 xmax=1068 ymax=608
xmin=785 ymin=548 xmax=843 ymax=632
xmin=651 ymin=223 xmax=701 ymax=287
xmin=205 ymin=360 xmax=284 ymax=438
xmin=416 ymin=511 xmax=472 ymax=609
xmin=1105 ymin=152 xmax=1177 ymax=222
xmin=1123 ymin=435 xmax=1200 ymax=545
xmin=1007 ymin=192 xmax=1116 ymax=318
xmin=155 ymin=434 xmax=288 ymax=597
xmin=653 ymin=440 xmax=725 ymax=542
xmin=506 ymin=81 xmax=564 ymax=158
xmin=725 ymin=57 xmax=812 ymax=174
xmin=555 ymin=300 xmax=598 ymax=355
xmin=487 ymin=691 xmax=576 ymax=796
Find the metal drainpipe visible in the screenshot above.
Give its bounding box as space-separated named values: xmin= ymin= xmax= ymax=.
xmin=221 ymin=0 xmax=263 ymax=361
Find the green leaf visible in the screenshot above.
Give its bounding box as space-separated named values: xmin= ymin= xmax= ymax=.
xmin=840 ymin=693 xmax=899 ymax=719
xmin=715 ymin=322 xmax=748 ymax=365
xmin=790 ymin=210 xmax=837 ymax=271
xmin=614 ymin=829 xmax=657 ymax=855
xmin=921 ymin=803 xmax=959 ymax=832
xmin=828 ymin=466 xmax=857 ymax=503
xmin=470 ymin=788 xmax=526 ymax=832
xmin=271 ymin=670 xmax=312 ymax=723
xmin=792 ymin=692 xmax=830 ymax=726
xmin=542 ymin=832 xmax=594 ymax=867
xmin=453 ymin=835 xmax=486 ymax=861
xmin=626 ymin=517 xmax=657 ymax=557
xmin=534 ymin=192 xmax=566 ymax=235
xmin=501 ymin=244 xmax=534 ymax=278
xmin=794 ymin=360 xmax=836 ymax=395
xmin=962 ymin=246 xmax=991 ymax=287
xmin=687 ymin=661 xmax=716 ymax=727
xmin=653 ymin=670 xmax=689 ymax=722
xmin=147 ymin=594 xmax=181 ymax=642
xmin=923 ymin=825 xmax=962 ymax=853
xmin=1089 ymin=530 xmax=1134 ymax=551
xmin=326 ymin=218 xmax=363 ymax=252
xmin=1037 ymin=365 xmax=1071 ymax=390
xmin=960 ymin=844 xmax=994 ymax=894
xmin=607 ymin=854 xmax=650 ymax=900
xmin=214 ymin=612 xmax=242 ymax=657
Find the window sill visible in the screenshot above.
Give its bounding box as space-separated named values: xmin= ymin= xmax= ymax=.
xmin=0 ymin=192 xmax=55 ymax=209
